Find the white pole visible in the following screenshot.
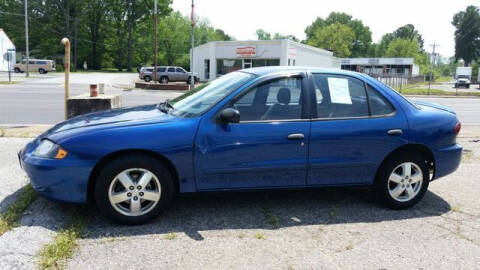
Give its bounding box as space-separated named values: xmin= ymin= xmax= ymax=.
xmin=190 ymin=0 xmax=195 ymax=88
xmin=24 ymin=0 xmax=30 ymax=77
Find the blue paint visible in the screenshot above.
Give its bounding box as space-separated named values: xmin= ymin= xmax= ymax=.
xmin=19 ymin=67 xmax=462 ymax=203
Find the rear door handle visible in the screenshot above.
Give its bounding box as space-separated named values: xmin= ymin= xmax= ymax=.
xmin=287 ymin=133 xmax=304 ymax=140
xmin=387 ymin=129 xmax=403 ymax=136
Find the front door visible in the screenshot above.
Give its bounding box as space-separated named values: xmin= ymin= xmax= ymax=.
xmin=307 ymin=73 xmax=408 ymax=185
xmin=243 ymin=59 xmax=252 ymax=69
xmin=194 ymin=76 xmax=310 ymax=190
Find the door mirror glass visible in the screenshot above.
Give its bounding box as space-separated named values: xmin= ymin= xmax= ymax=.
xmin=220 ymin=108 xmax=240 ymax=123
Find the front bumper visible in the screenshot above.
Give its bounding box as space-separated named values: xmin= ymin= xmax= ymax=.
xmin=433 ymin=144 xmax=462 ymax=180
xmin=19 ymin=141 xmax=95 ymax=203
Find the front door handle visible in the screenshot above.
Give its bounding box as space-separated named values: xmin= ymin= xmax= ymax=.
xmin=287 ymin=133 xmax=304 ymax=140
xmin=387 ymin=129 xmax=403 ymax=136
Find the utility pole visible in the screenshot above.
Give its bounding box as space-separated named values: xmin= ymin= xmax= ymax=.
xmin=428 ymin=43 xmax=439 ymax=95
xmin=74 ymin=17 xmax=78 ymax=72
xmin=190 ymin=0 xmax=195 ymax=88
xmin=24 ymin=0 xmax=30 ymax=77
xmin=153 ymin=0 xmax=158 ymax=83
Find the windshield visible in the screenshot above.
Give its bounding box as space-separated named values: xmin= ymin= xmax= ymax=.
xmin=457 ymin=75 xmax=469 ymax=79
xmin=170 ymin=72 xmax=255 ymax=117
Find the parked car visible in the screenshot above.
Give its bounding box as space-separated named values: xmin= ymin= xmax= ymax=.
xmin=14 ymin=59 xmax=56 ymax=74
xmin=139 ymin=67 xmax=154 ymax=82
xmin=19 ymin=67 xmax=462 ymax=224
xmin=139 ymin=66 xmax=199 ymax=84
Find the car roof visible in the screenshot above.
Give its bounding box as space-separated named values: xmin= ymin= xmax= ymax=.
xmin=242 ymin=66 xmax=365 ymax=78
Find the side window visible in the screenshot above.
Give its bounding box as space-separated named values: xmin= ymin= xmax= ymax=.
xmin=176 ymin=68 xmax=185 ymax=73
xmin=158 ymin=67 xmax=166 ymax=72
xmin=312 ymin=74 xmax=369 ymax=118
xmin=367 ymin=84 xmax=395 ymax=116
xmin=167 ymin=67 xmax=175 ymax=72
xmin=231 ymin=77 xmax=303 ymax=121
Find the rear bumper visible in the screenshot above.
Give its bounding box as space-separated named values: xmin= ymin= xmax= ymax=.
xmin=433 ymin=144 xmax=462 ymax=180
xmin=19 ymin=142 xmax=95 ymax=203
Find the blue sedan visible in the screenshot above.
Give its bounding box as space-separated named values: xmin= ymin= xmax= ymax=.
xmin=19 ymin=67 xmax=462 ymax=224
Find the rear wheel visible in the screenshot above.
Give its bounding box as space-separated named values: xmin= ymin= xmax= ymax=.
xmin=94 ymin=154 xmax=174 ymax=224
xmin=160 ymin=76 xmax=169 ymax=84
xmin=14 ymin=67 xmax=20 ymax=73
xmin=375 ymin=152 xmax=429 ymax=209
xmin=143 ymin=76 xmax=151 ymax=82
xmin=38 ymin=68 xmax=46 ymax=74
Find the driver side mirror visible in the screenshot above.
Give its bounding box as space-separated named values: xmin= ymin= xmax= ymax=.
xmin=220 ymin=108 xmax=240 ymax=123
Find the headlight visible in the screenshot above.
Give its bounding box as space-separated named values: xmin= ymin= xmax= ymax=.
xmin=33 ymin=140 xmax=68 ymax=159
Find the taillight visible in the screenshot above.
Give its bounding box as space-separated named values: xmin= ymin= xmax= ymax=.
xmin=454 ymin=121 xmax=461 ymax=135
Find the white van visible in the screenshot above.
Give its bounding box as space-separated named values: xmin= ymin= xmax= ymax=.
xmin=14 ymin=59 xmax=56 ymax=74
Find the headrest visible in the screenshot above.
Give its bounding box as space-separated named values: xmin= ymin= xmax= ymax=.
xmin=277 ymin=87 xmax=291 ymax=105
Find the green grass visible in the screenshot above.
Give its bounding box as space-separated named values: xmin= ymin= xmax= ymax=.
xmin=0 ymin=81 xmax=20 ymax=85
xmin=38 ymin=211 xmax=87 ymax=270
xmin=0 ymin=184 xmax=38 ymax=236
xmin=262 ymin=207 xmax=279 ymax=229
xmin=396 ymin=87 xmax=480 ymax=96
xmin=164 ymin=232 xmax=177 ymax=240
xmin=253 ymin=231 xmax=265 ymax=240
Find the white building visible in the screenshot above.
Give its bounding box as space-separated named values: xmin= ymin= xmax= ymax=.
xmin=341 ymin=58 xmax=420 ymax=77
xmin=192 ymin=40 xmax=341 ymax=81
xmin=0 ymin=29 xmax=16 ymax=72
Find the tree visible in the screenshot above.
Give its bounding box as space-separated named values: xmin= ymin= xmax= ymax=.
xmin=255 ymin=29 xmax=271 ymax=40
xmin=385 ymin=38 xmax=419 ymax=58
xmin=305 ymin=12 xmax=372 ymax=57
xmin=452 ymin=5 xmax=480 ymax=65
xmin=392 ymin=24 xmax=424 ymax=50
xmin=307 ymin=23 xmax=355 ymax=57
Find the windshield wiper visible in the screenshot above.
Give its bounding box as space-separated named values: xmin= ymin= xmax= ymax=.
xmin=156 ymin=99 xmax=174 ymax=113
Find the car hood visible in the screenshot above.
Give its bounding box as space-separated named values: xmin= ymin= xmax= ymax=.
xmin=42 ymin=104 xmax=175 ymax=137
xmin=413 ymin=100 xmax=456 ymax=115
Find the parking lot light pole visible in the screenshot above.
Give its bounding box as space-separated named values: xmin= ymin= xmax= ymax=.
xmin=24 ymin=0 xmax=30 ymax=77
xmin=153 ymin=0 xmax=158 ymax=83
xmin=62 ymin=38 xmax=70 ymax=120
xmin=190 ymin=0 xmax=195 ymax=88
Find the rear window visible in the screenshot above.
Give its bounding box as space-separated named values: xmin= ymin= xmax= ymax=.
xmin=167 ymin=67 xmax=175 ymax=72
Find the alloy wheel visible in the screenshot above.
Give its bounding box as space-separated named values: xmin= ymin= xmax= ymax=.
xmin=108 ymin=168 xmax=162 ymax=216
xmin=387 ymin=162 xmax=423 ymax=202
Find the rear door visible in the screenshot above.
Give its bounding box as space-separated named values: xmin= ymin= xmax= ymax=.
xmin=307 ymin=73 xmax=408 ymax=186
xmin=167 ymin=67 xmax=176 ymax=81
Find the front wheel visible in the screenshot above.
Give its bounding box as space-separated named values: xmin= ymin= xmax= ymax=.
xmin=94 ymin=155 xmax=174 ymax=224
xmin=14 ymin=67 xmax=20 ymax=73
xmin=375 ymin=152 xmax=429 ymax=209
xmin=39 ymin=68 xmax=46 ymax=74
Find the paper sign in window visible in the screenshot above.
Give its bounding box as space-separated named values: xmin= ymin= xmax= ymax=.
xmin=327 ymin=78 xmax=352 ymax=104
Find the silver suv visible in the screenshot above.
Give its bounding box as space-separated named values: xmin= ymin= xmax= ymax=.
xmin=139 ymin=66 xmax=199 ymax=84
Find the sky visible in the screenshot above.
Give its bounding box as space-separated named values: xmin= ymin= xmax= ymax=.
xmin=172 ymin=0 xmax=479 ymax=58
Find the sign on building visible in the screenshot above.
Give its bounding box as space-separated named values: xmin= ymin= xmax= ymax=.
xmin=236 ymin=46 xmax=256 ymax=58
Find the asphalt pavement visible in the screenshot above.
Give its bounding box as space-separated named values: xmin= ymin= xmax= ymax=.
xmin=1 ymin=72 xmax=480 ymax=125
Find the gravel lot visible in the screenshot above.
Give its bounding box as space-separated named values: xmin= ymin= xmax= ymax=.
xmin=0 ymin=129 xmax=479 ymax=269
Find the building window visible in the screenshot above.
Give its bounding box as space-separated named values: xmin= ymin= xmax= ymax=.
xmin=217 ymin=59 xmax=242 ymax=76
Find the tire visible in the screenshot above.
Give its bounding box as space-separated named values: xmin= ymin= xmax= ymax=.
xmin=195 ymin=77 xmax=200 ymax=83
xmin=187 ymin=76 xmax=192 ymax=84
xmin=14 ymin=68 xmax=20 ymax=73
xmin=39 ymin=68 xmax=46 ymax=74
xmin=374 ymin=151 xmax=429 ymax=209
xmin=160 ymin=76 xmax=169 ymax=84
xmin=94 ymin=154 xmax=174 ymax=225
xmin=143 ymin=76 xmax=151 ymax=82
xmin=466 ymin=84 xmax=470 ymax=89
xmin=454 ymin=84 xmax=458 ymax=88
